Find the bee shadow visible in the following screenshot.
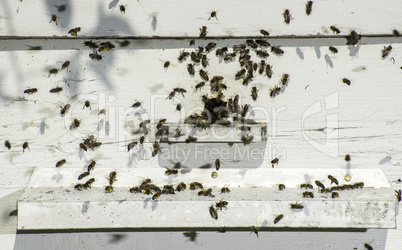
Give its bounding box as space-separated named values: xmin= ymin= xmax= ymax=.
xmin=324 ymin=54 xmax=334 ymax=68
xmin=296 ymin=47 xmax=304 ymax=60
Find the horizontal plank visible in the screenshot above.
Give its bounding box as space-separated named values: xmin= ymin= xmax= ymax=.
xmin=1 ymin=0 xmax=402 ymax=37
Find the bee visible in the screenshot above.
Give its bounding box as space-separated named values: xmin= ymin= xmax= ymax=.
xmin=303 ymin=191 xmax=314 ymax=198
xmin=175 ymin=103 xmax=182 ymax=112
xmin=278 ymin=184 xmax=286 ymax=190
xmin=235 ymin=69 xmax=246 ymax=79
xmin=199 ymin=26 xmax=207 ymax=38
xmin=221 ymin=186 xmax=230 ymax=193
xmin=300 ymin=183 xmax=314 ymax=189
xmin=131 ymin=101 xmax=141 ymax=109
xmin=195 ymin=81 xmax=205 ymax=91
xmin=265 ymin=64 xmax=273 ymax=78
xmin=256 ymin=50 xmax=269 ymax=58
xmin=381 ymin=45 xmax=392 ymax=58
xmin=84 ymin=178 xmax=95 ymax=189
xmin=215 ymin=159 xmax=220 ymax=170
xmin=342 ymin=78 xmax=351 ymax=85
xmin=82 ymin=100 xmax=91 ymax=110
xmin=74 ymin=184 xmax=84 ymax=191
xmin=250 ymin=225 xmax=259 ymax=237
xmin=175 ymin=182 xmax=186 ymax=192
xmin=79 ymin=143 xmax=87 ymax=151
xmin=245 ymin=39 xmax=257 ymax=49
xmin=61 ymin=61 xmax=70 ymax=71
xmin=346 ymin=30 xmax=361 ymax=45
xmin=395 ymin=190 xmax=401 ymax=202
xmin=215 ymin=47 xmax=228 ymax=57
xmin=174 ymin=88 xmax=187 ymax=97
xmin=87 ymin=161 xmax=96 ymax=172
xmin=271 ymin=158 xmax=279 ymax=167
xmin=68 ymin=27 xmax=81 ymax=36
xmin=328 ymin=175 xmax=339 ymax=185
xmin=224 ymin=53 xmax=236 ymax=62
xmin=156 ymin=119 xmax=166 ymax=130
xmin=119 ymin=5 xmax=126 ymax=13
xmin=271 ymin=46 xmax=284 ymax=55
xmin=152 ymin=141 xmax=161 ymax=157
xmin=283 ymin=9 xmax=292 ymax=24
xmin=216 ymin=199 xmax=228 ymax=210
xmin=49 ymin=14 xmax=58 ymax=25
xmin=98 ymin=42 xmax=115 ymax=52
xmin=315 ymin=180 xmax=325 ymax=190
xmin=257 ymin=60 xmax=266 ymax=75
xmin=97 ymin=109 xmax=105 ymax=116
xmin=306 ymin=1 xmax=313 ymax=15
xmin=344 ymin=154 xmax=351 ymax=161
xmin=255 ymin=40 xmax=270 ymax=48
xmin=249 ymin=86 xmax=259 ymax=101
xmin=24 ymin=88 xmax=38 ymax=95
xmin=105 ymin=185 xmax=113 ymax=193
xmin=209 ymin=205 xmax=218 ymax=220
xmin=56 ymin=159 xmax=66 ymax=168
xmin=331 ymin=192 xmax=339 ymax=198
xmin=241 ymin=135 xmax=254 ymax=145
xmin=273 ymin=214 xmax=284 ymax=224
xmin=190 ymin=182 xmax=203 ymax=190
xmin=233 ymin=44 xmax=246 ymax=52
xmin=329 ymin=46 xmax=338 ymax=54
xmin=260 ymin=29 xmax=270 ymax=36
xmin=78 ymin=171 xmax=90 ymax=180
xmin=165 ymin=167 xmax=179 ymax=175
xmin=84 ymin=41 xmax=99 ymax=49
xmin=89 ymin=50 xmax=102 ymax=61
xmin=199 ymin=69 xmax=209 ymax=81
xmin=187 ymin=64 xmax=195 ymax=76
xmin=208 ymin=11 xmax=218 ymax=20
xmin=162 ymin=185 xmax=175 ymax=194
xmin=21 ymin=142 xmax=29 ymax=152
xmin=166 ymin=91 xmax=176 ymax=100
xmin=330 ymin=26 xmax=340 ymax=34
xmin=108 ymin=171 xmax=117 ymax=185
xmin=290 ymin=203 xmax=304 ymax=209
xmin=50 ymin=87 xmax=62 ymax=93
xmin=190 ymin=52 xmax=201 ymax=63
xmin=352 ymin=182 xmax=364 ymax=189
xmin=143 ymin=188 xmax=153 ymax=195
xmin=281 ymin=74 xmax=290 ymax=86
xmin=242 ymin=74 xmax=253 ymax=86
xmin=201 ymin=55 xmax=209 ymax=67
xmin=178 ymin=50 xmax=190 ymax=61
xmin=205 ymin=42 xmax=217 ymax=52
xmin=164 ymin=61 xmax=170 ymax=70
xmin=185 ymin=136 xmax=197 ymax=143
xmin=130 ymin=186 xmax=142 ymax=193
xmin=69 ymin=119 xmax=80 ymax=130
xmin=151 ymin=191 xmax=161 ymax=200
xmin=48 ymin=68 xmax=59 ymax=77
xmin=270 ymin=86 xmax=281 ymax=98
xmin=5 ymin=140 xmax=11 ymax=150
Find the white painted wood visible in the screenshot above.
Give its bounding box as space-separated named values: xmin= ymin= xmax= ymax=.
xmin=0 ymin=0 xmax=401 ymax=37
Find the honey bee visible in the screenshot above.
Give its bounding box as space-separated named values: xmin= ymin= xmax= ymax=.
xmin=281 ymin=74 xmax=290 ymax=86
xmin=199 ymin=26 xmax=207 ymax=38
xmin=87 ymin=161 xmax=96 ymax=172
xmin=49 ymin=14 xmax=58 ymax=25
xmin=174 ymin=103 xmax=182 ymax=112
xmin=22 ymin=142 xmax=29 ymax=152
xmin=381 ymin=45 xmax=392 ymax=58
xmin=394 ymin=189 xmax=402 ymax=202
xmin=255 ymin=40 xmax=270 ymax=48
xmin=249 ymin=86 xmax=259 ymax=101
xmin=152 ymin=192 xmax=162 ymax=200
xmin=84 ymin=41 xmax=99 ymax=49
xmin=278 ymin=184 xmax=286 ymax=190
xmin=245 ymin=39 xmax=257 ymax=49
xmin=343 ymin=78 xmax=351 ymax=85
xmin=256 ymin=50 xmax=269 ymax=58
xmin=130 ymin=186 xmax=142 ymax=193
xmin=331 ymin=192 xmax=339 ymax=198
xmin=61 ymin=61 xmax=70 ymax=71
xmin=187 ymin=64 xmax=195 ymax=75
xmin=178 ymin=50 xmax=190 ymax=61
xmin=329 ymin=46 xmax=338 ymax=54
xmin=48 ymin=68 xmax=59 ymax=76
xmin=215 ymin=47 xmax=228 ymax=57
xmin=208 ymin=11 xmax=218 ymax=20
xmin=165 ymin=167 xmax=179 ymax=175
xmin=300 ymin=183 xmax=314 ymax=189
xmin=233 ymin=44 xmax=246 ymax=52
xmin=5 ymin=140 xmax=11 ymax=150
xmin=185 ymin=136 xmax=197 ymax=143
xmin=164 ymin=61 xmax=170 ymax=70
xmin=303 ymin=191 xmax=314 ymax=198
xmin=56 ymin=159 xmax=66 ymax=168
xmin=152 ymin=141 xmax=161 ymax=157
xmin=49 ymin=87 xmax=62 ymax=93
xmin=98 ymin=42 xmax=115 ymax=52
xmin=119 ymin=5 xmax=126 ymax=13
xmin=250 ymin=225 xmax=259 ymax=237
xmin=328 ymin=175 xmax=339 ymax=185
xmin=263 ymin=65 xmax=273 ymax=79
xmin=330 ymin=26 xmax=340 ymax=34
xmin=235 ymin=69 xmax=246 ymax=79
xmin=306 ymin=1 xmax=313 ymax=15
xmin=201 ymin=55 xmax=209 ymax=67
xmin=346 ymin=30 xmax=361 ymax=45
xmin=209 ymin=205 xmax=218 ymax=220
xmin=241 ymin=135 xmax=254 ymax=145
xmin=205 ymin=42 xmax=217 ymax=52
xmin=315 ymin=180 xmax=325 ymax=190
xmin=79 ymin=143 xmax=87 ymax=151
xmin=290 ymin=202 xmax=304 ymax=209
xmin=74 ymin=184 xmax=84 ymax=191
xmin=24 ymin=88 xmax=38 ymax=95
xmin=271 ymin=158 xmax=279 ymax=167
xmin=274 ymin=214 xmax=284 ymax=224
xmin=242 ymin=74 xmax=253 ymax=86
xmin=143 ymin=188 xmax=153 ymax=195
xmin=224 ymin=53 xmax=236 ymax=62
xmin=105 ymin=185 xmax=113 ymax=193
xmin=174 ymin=87 xmax=187 ymax=97
xmin=271 ymin=46 xmax=284 ymax=55
xmin=82 ymin=100 xmax=91 ymax=110
xmin=190 ymin=182 xmax=203 ymax=190
xmin=89 ymin=50 xmax=102 ymax=61
xmin=139 ymin=136 xmax=145 ymax=145
xmin=162 ymin=185 xmax=175 ymax=194
xmin=260 ymin=29 xmax=270 ymax=36
xmin=69 ymin=119 xmax=80 ymax=130
xmin=283 ymin=9 xmax=292 ymax=24
xmin=216 ymin=199 xmax=228 ymax=210
xmin=195 ymin=81 xmax=205 ymax=91
xmin=345 ymin=154 xmax=351 ymax=161
xmin=221 ymin=186 xmax=230 ymax=193
xmin=156 ymin=119 xmax=166 ymax=130
xmin=84 ymin=178 xmax=95 ymax=189
xmin=190 ymin=52 xmax=201 ymax=63
xmin=215 ymin=159 xmax=220 ymax=170
xmin=199 ymin=69 xmax=209 ymax=81
xmin=78 ymin=171 xmax=90 ymax=180
xmin=68 ymin=27 xmax=81 ymax=36
xmin=175 ymin=182 xmax=187 ymax=192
